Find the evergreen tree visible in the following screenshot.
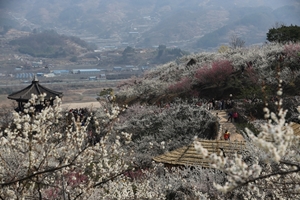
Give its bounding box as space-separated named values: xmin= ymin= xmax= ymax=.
xmin=267 ymin=24 xmax=300 ymax=43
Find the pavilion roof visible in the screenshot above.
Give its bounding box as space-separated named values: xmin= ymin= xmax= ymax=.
xmin=290 ymin=122 xmax=300 ymax=136
xmin=153 ymin=123 xmax=300 ymax=168
xmin=7 ymin=76 xmax=63 ymax=101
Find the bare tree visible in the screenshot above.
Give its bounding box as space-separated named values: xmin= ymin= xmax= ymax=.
xmin=272 ymin=21 xmax=286 ymax=29
xmin=229 ymin=34 xmax=245 ymax=49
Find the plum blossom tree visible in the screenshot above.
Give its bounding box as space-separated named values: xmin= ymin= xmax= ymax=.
xmin=2 ymin=42 xmax=300 ymax=199
xmin=283 ymin=42 xmax=300 ymax=77
xmin=194 ymin=60 xmax=234 ymax=86
xmin=194 ymin=69 xmax=300 ymax=199
xmin=168 ymin=77 xmax=192 ymax=93
xmin=117 ymin=42 xmax=300 ymax=105
xmin=0 ymin=94 xmax=133 ymax=199
xmin=115 ymin=100 xmax=218 ymax=168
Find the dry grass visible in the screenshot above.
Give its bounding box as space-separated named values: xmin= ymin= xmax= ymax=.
xmin=62 ymin=101 xmax=101 ymax=109
xmin=0 ymin=94 xmax=11 ymax=106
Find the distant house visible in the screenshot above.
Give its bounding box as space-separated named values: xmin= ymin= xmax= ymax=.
xmin=52 ymin=70 xmax=70 ymax=75
xmin=71 ymin=69 xmax=101 ymax=74
xmin=44 ymin=73 xmax=55 ymax=78
xmin=113 ymin=66 xmax=122 ymax=71
xmin=32 ymin=60 xmax=43 ymax=68
xmin=99 ymin=74 xmax=106 ymax=79
xmin=125 ymin=65 xmax=135 ymax=71
xmin=89 ymin=76 xmax=97 ymax=80
xmin=79 ymin=69 xmax=101 ymax=74
xmin=15 ymin=66 xmax=23 ymax=71
xmin=72 ymin=69 xmax=80 ymax=74
xmin=141 ymin=66 xmax=150 ymax=71
xmin=36 ymin=72 xmax=44 ymax=77
xmin=15 ymin=73 xmax=34 ymax=79
xmin=131 ymin=67 xmax=140 ymax=71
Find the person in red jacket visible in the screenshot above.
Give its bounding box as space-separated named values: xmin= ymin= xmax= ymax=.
xmin=233 ymin=111 xmax=238 ymax=123
xmin=224 ymin=130 xmax=230 ymax=140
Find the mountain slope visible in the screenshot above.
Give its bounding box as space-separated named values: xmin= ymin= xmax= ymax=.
xmin=116 ymin=42 xmax=300 ymax=105
xmin=0 ymin=0 xmax=299 ymax=51
xmin=8 ymin=30 xmax=96 ymax=58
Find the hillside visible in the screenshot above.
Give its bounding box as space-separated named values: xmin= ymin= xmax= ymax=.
xmin=115 ymin=42 xmax=300 ymax=121
xmin=196 ymin=5 xmax=300 ymax=49
xmin=1 ymin=30 xmax=300 ymax=199
xmin=8 ymin=30 xmax=96 ymax=58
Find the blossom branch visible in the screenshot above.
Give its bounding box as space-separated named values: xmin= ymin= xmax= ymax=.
xmin=228 ymin=158 xmax=300 ymax=192
xmin=0 ymin=163 xmax=73 ymax=187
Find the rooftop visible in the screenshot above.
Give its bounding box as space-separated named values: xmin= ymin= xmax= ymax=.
xmin=7 ymin=76 xmax=63 ymax=101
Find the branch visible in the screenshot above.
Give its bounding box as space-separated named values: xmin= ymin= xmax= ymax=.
xmin=74 ymin=166 xmax=138 ymax=200
xmin=0 ymin=143 xmax=89 ymax=187
xmin=1 ymin=142 xmax=129 ymax=198
xmin=0 ymin=163 xmax=73 ymax=187
xmin=93 ymin=166 xmax=136 ymax=187
xmin=229 ymin=160 xmax=300 ymax=192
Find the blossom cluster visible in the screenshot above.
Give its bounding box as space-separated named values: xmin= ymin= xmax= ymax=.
xmin=194 ymin=59 xmax=233 ymax=86
xmin=193 ymin=76 xmax=300 ymax=199
xmin=0 ymin=95 xmax=133 ymax=199
xmin=117 ymin=42 xmax=292 ymax=102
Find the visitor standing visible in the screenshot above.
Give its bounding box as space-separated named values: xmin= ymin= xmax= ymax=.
xmin=233 ymin=111 xmax=238 ymax=123
xmin=227 ymin=111 xmax=233 ymax=122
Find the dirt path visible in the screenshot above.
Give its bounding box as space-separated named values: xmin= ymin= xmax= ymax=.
xmin=61 ymin=101 xmax=101 ymax=110
xmin=211 ymin=110 xmax=245 ymax=142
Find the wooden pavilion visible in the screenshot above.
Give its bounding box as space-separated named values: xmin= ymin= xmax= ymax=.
xmin=7 ymin=76 xmax=63 ymax=112
xmin=153 ymin=123 xmax=300 ymax=168
xmin=291 ymin=122 xmax=300 ymax=136
xmin=153 ymin=139 xmax=245 ymax=168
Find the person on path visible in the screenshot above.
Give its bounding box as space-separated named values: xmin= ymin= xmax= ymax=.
xmin=227 ymin=111 xmax=233 ymax=122
xmin=233 ymin=111 xmax=238 ymax=123
xmin=212 ymin=98 xmax=215 ymax=110
xmin=216 ymin=112 xmax=220 ymax=120
xmin=218 ymin=100 xmax=222 ymax=110
xmin=224 ymin=130 xmax=230 ymax=140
